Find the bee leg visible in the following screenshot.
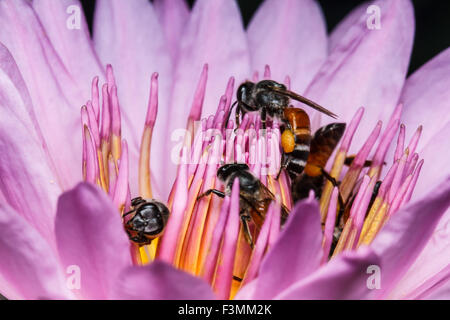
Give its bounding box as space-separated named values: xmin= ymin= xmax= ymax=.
xmin=235 ymin=103 xmax=242 ymax=128
xmin=131 ymin=197 xmax=145 ymax=207
xmin=224 ymin=100 xmax=238 ymax=129
xmin=261 ymin=106 xmax=267 ymax=131
xmin=240 ymin=212 xmax=254 ymax=249
xmin=122 ymin=210 xmax=135 ymax=218
xmin=321 ymin=168 xmax=346 ymax=217
xmin=321 ymin=169 xmax=340 ymax=187
xmin=275 ymin=153 xmax=288 ymax=180
xmin=197 ymin=189 xmax=226 ymax=200
xmin=344 ymin=155 xmax=384 ymax=167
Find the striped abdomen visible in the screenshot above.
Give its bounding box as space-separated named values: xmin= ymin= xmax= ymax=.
xmin=281 ymin=108 xmax=312 ymax=180
xmin=303 ymin=122 xmax=346 ymax=178
xmin=292 ymin=122 xmax=346 ymax=203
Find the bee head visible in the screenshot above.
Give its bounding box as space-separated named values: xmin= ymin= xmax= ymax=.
xmin=125 ymin=200 xmax=169 ymax=244
xmin=257 ymin=80 xmax=286 ymax=90
xmin=217 ymin=163 xmax=249 ymax=182
xmin=237 ymin=81 xmax=255 ymax=108
xmin=255 ymin=80 xmax=289 ymax=109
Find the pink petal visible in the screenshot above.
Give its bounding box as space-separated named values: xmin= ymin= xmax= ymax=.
xmin=161 ymin=0 xmax=251 ymax=197
xmin=244 ymin=202 xmax=279 ymax=285
xmin=305 ymin=0 xmax=414 ymax=148
xmin=157 ymin=158 xmax=188 ymax=263
xmin=413 ymin=124 xmax=450 ymax=200
xmin=213 ymin=178 xmax=240 ymax=299
xmin=55 ymin=183 xmax=132 ymax=299
xmin=247 ymin=0 xmax=327 ymax=93
xmin=153 ymin=0 xmax=190 ymax=61
xmin=0 ymin=203 xmax=70 ymax=300
xmin=388 ymin=208 xmax=450 ymax=299
xmin=370 ymin=176 xmax=450 ymax=298
xmin=400 ymin=262 xmax=450 ymax=299
xmin=0 ymin=0 xmax=83 ymax=189
xmin=0 ymin=44 xmax=61 ymax=243
xmin=328 ymin=2 xmax=366 ymax=52
xmin=416 ymin=269 xmax=450 ymax=300
xmin=275 ymin=247 xmax=380 ymax=299
xmin=113 ymin=261 xmax=216 ymax=300
xmin=112 ymin=140 xmax=130 ymax=211
xmin=399 ymin=47 xmax=450 ymax=151
xmin=234 ymin=279 xmax=257 ymax=300
xmin=201 ymin=197 xmax=230 ymax=283
xmin=392 ymin=47 xmax=450 ymax=207
xmin=32 ymin=0 xmax=105 ymax=96
xmin=251 ymin=197 xmax=323 ymax=299
xmin=93 ymin=0 xmax=173 ymax=198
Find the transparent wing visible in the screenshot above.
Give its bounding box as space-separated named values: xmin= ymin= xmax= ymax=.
xmin=269 ymin=86 xmax=338 ymax=119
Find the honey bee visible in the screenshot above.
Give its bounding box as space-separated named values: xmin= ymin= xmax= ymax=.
xmin=197 ymin=163 xmax=289 ymax=248
xmin=122 ymin=197 xmax=170 ymax=246
xmin=228 ymin=80 xmax=337 ymax=129
xmin=278 ymin=107 xmax=312 ymax=180
xmin=290 ymin=122 xmax=346 ymax=203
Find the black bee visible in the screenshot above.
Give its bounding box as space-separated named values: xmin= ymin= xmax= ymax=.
xmin=123 ymin=197 xmax=170 ymax=246
xmin=197 ymin=163 xmax=289 ymax=248
xmin=228 ymin=80 xmax=337 ymax=129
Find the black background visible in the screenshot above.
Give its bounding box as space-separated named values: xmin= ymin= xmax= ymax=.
xmin=80 ymin=0 xmax=450 ymax=76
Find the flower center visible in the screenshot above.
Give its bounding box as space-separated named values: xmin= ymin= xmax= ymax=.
xmin=80 ymin=65 xmax=423 ymax=299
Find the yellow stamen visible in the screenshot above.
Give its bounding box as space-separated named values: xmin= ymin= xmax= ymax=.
xmin=340 ymin=168 xmax=362 ymax=204
xmin=139 ymin=245 xmax=151 ymax=264
xmin=197 ymin=195 xmax=223 ymax=275
xmin=332 ymin=217 xmax=353 ymax=257
xmin=111 ymin=133 xmax=121 ymax=172
xmin=344 ymin=227 xmax=357 ymax=251
xmin=174 ymin=179 xmax=203 ymax=268
xmin=101 ymin=140 xmax=110 ymax=189
xmin=320 ymin=150 xmax=346 ymax=223
xmin=96 ymin=149 xmax=108 ymax=192
xmin=368 ymin=165 xmax=381 ymax=180
xmin=138 ymin=126 xmax=153 ymax=199
xmin=360 ymin=201 xmax=390 ymax=245
xmin=358 ymin=196 xmax=382 ymax=245
xmin=230 ymin=226 xmax=253 ymax=299
xmin=130 ymin=243 xmax=143 ymax=265
xmin=180 ymin=188 xmax=213 ymax=274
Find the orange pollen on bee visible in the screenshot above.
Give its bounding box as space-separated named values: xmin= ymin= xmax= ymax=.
xmin=281 ymin=129 xmax=295 ymax=153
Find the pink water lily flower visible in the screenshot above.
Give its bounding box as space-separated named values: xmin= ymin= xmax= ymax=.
xmin=0 ymin=0 xmax=449 ymax=300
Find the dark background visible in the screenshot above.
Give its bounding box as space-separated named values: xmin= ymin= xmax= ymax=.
xmin=80 ymin=0 xmax=450 ymax=76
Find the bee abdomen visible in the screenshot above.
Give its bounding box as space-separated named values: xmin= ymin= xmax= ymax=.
xmin=285 ymin=135 xmax=311 ymax=179
xmin=286 ymin=157 xmax=307 ymax=180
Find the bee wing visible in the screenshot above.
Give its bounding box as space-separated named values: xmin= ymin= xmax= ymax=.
xmin=269 ymin=86 xmax=338 ymax=119
xmin=256 ymin=182 xmax=290 ymax=223
xmin=310 ymin=123 xmax=346 ymax=156
xmin=305 ymin=122 xmax=346 ymax=177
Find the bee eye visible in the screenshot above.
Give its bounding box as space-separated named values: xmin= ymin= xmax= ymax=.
xmin=237 ymin=82 xmax=254 ymax=102
xmin=136 ymin=204 xmax=164 ymax=235
xmin=275 ymin=82 xmax=286 ymax=90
